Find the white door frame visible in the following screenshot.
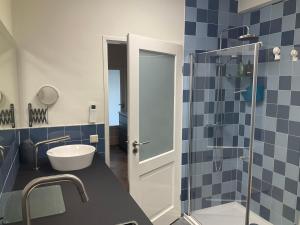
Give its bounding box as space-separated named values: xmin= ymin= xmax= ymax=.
xmin=102 ymin=35 xmax=127 ymax=167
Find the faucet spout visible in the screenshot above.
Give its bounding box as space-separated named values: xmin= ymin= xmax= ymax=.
xmin=34 ymin=135 xmax=71 ymax=170
xmin=22 ymin=174 xmax=89 ymax=225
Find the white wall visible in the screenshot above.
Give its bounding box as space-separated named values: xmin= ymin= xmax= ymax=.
xmin=0 ymin=0 xmax=12 ymax=35
xmin=12 ymin=0 xmax=185 ymax=127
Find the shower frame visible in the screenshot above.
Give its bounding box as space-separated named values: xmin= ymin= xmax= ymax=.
xmin=184 ymin=42 xmax=262 ymax=225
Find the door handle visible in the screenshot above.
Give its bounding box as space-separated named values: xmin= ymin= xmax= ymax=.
xmin=132 ymin=140 xmax=151 ymax=154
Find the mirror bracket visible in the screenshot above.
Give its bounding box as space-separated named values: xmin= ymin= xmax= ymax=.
xmin=28 ymin=103 xmax=48 ymax=127
xmin=0 ymin=104 xmax=15 ymax=128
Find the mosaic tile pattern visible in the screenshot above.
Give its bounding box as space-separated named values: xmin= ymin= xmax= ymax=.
xmin=183 ymin=0 xmax=300 ymax=224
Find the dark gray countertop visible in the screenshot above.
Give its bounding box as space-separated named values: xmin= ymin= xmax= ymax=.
xmin=10 ymin=155 xmax=152 ymax=225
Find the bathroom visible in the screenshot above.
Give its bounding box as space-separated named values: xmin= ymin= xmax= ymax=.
xmin=0 ymin=0 xmax=299 ymax=225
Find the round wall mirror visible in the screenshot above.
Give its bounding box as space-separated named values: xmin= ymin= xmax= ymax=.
xmin=37 ymin=85 xmax=59 ymax=106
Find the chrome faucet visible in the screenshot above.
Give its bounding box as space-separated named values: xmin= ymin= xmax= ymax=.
xmin=34 ymin=135 xmax=71 ymax=170
xmin=0 ymin=145 xmax=5 ymax=160
xmin=22 ymin=174 xmax=89 ymax=225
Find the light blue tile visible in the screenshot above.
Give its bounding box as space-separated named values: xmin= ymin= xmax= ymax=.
xmin=260 ymin=5 xmax=272 ymax=22
xmin=185 ymin=6 xmax=197 ymax=22
xmin=197 ymin=0 xmax=208 ymax=9
xmin=282 ymin=14 xmax=296 ymax=32
xmin=270 ymin=1 xmax=283 ymax=20
xmin=294 ymin=29 xmax=300 ymax=45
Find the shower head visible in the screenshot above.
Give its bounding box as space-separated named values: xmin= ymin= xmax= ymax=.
xmin=238 ymin=33 xmax=258 ymax=41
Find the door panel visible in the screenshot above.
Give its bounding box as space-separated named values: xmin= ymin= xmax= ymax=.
xmin=128 ymin=34 xmax=182 ymax=225
xmin=139 ymin=50 xmax=175 ymax=161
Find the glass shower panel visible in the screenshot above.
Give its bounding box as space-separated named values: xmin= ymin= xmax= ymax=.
xmin=189 ymin=43 xmax=260 ymax=225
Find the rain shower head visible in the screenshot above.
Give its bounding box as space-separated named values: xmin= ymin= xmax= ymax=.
xmin=238 ymin=33 xmax=258 ymax=41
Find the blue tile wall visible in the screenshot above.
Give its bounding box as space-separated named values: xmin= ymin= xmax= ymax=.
xmin=19 ymin=123 xmax=105 ymax=160
xmin=184 ymin=0 xmax=300 ymax=224
xmin=0 ymin=123 xmax=105 ymax=205
xmin=0 ymin=129 xmax=19 ymax=202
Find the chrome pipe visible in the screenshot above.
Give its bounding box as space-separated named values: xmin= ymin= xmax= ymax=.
xmin=34 ymin=135 xmax=71 ymax=170
xmin=0 ymin=145 xmax=5 ymax=160
xmin=245 ymin=42 xmax=260 ymax=225
xmin=187 ymin=53 xmax=194 ymax=215
xmin=22 ymin=174 xmax=89 ymax=225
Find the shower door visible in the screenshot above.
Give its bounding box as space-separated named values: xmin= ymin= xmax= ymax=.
xmin=127 ymin=34 xmax=182 ymax=225
xmin=187 ymin=43 xmax=261 ymax=225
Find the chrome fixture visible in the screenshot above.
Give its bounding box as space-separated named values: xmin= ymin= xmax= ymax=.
xmin=218 ymin=25 xmax=258 ymax=49
xmin=132 ymin=140 xmax=151 ymax=154
xmin=22 ymin=174 xmax=89 ymax=225
xmin=0 ymin=145 xmax=5 ymax=160
xmin=34 ymin=135 xmax=71 ymax=170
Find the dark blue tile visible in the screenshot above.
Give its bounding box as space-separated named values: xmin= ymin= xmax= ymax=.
xmin=182 ymin=128 xmax=189 ymax=140
xmin=274 ymin=159 xmax=286 ymax=175
xmin=181 ymin=189 xmax=188 ymax=201
xmin=96 ymin=139 xmax=105 ymax=154
xmin=208 ymin=0 xmax=219 ymax=10
xmin=286 ymin=149 xmax=300 ymax=166
xmin=181 ymin=177 xmax=188 ymax=189
xmin=250 ymin=10 xmax=260 ymax=25
xmin=253 ymin=152 xmax=263 ymax=166
xmin=96 ymin=124 xmax=105 ymax=139
xmin=289 ymin=121 xmax=300 ymax=136
xmin=207 ymin=10 xmax=218 ymax=24
xmin=264 ymin=143 xmax=275 ymax=158
xmin=296 ymin=13 xmax=300 ymax=28
xmin=260 ymin=21 xmax=271 ymax=36
xmin=81 ymin=124 xmax=97 ymax=140
xmin=65 ymin=125 xmax=82 ymax=141
xmin=183 ymin=63 xmax=190 ymax=76
xmin=288 ymin=135 xmax=300 ymax=151
xmin=283 ymin=0 xmax=296 ymax=16
xmin=183 ymin=90 xmax=190 ymax=102
xmin=197 ymin=9 xmax=208 ymax=23
xmin=262 ymin=169 xmax=273 ymax=184
xmin=185 ymin=21 xmax=196 ymax=35
xmin=182 ymin=153 xmax=188 ymax=165
xmin=29 ymin=128 xmax=47 ymax=143
xmin=291 ymin=91 xmax=300 ymax=106
xmin=203 ymin=174 xmax=212 ymax=185
xmin=285 ymin=177 xmax=298 ymax=194
xmin=281 ymin=30 xmax=294 ymax=46
xmin=264 ymin=130 xmax=275 ymax=145
xmin=267 ymin=90 xmax=278 ymax=104
xmin=207 ymin=24 xmax=218 ymax=37
xmin=48 ymin=126 xmax=65 ymax=139
xmin=0 ymin=130 xmax=16 ymax=146
xmin=279 ymin=76 xmax=291 ymax=90
xmin=260 ymin=205 xmax=270 ymax=221
xmin=270 ymin=18 xmax=282 ymax=34
xmin=277 ymin=105 xmax=290 ymax=119
xmin=229 ymin=0 xmax=238 ymax=13
xmin=276 ymin=119 xmax=289 ymax=134
xmin=185 ymin=0 xmax=197 ymax=7
xmin=19 ymin=128 xmax=29 ymax=143
xmin=282 ymin=204 xmax=295 ymax=222
xmin=272 ymin=185 xmax=283 ymax=202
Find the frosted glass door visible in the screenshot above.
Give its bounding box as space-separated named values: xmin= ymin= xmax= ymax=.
xmin=139 ymin=50 xmax=175 ymax=161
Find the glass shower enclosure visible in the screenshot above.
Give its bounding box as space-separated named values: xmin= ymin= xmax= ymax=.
xmin=185 ymin=43 xmax=263 ymax=225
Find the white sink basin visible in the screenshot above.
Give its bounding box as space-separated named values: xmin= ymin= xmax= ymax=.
xmin=47 ymin=144 xmax=96 ymax=171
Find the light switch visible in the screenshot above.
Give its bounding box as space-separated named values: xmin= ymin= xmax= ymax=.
xmin=90 ymin=134 xmax=99 ymax=143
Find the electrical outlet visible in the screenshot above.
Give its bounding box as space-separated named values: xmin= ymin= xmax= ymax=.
xmin=90 ymin=134 xmax=99 ymax=144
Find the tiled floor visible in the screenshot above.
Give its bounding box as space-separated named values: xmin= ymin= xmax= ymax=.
xmin=109 ymin=145 xmax=129 ymax=191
